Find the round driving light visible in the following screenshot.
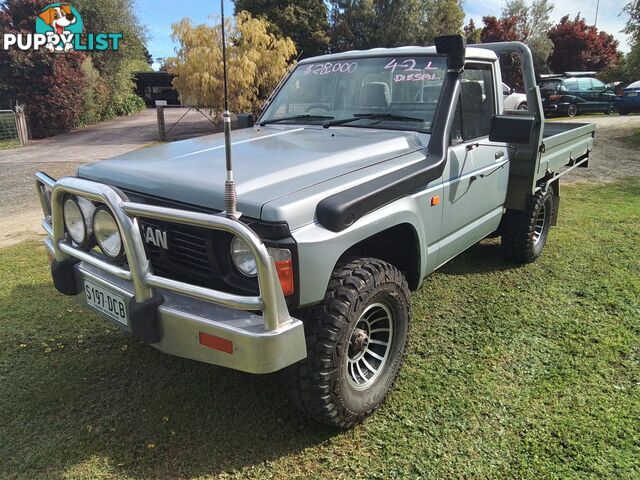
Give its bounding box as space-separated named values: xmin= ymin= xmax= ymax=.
xmin=63 ymin=197 xmax=86 ymax=245
xmin=230 ymin=236 xmax=257 ymax=277
xmin=93 ymin=208 xmax=123 ymax=258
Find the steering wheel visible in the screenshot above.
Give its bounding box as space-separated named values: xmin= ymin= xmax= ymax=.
xmin=305 ymin=104 xmax=331 ymax=113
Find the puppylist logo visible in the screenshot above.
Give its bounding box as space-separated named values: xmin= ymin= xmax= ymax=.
xmin=2 ymin=3 xmax=123 ymax=53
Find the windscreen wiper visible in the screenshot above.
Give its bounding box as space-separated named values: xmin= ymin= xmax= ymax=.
xmin=260 ymin=114 xmax=334 ymax=126
xmin=323 ymin=113 xmax=424 ymax=129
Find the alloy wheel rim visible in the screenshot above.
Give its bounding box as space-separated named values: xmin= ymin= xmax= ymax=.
xmin=533 ymin=203 xmax=546 ymax=246
xmin=346 ymin=302 xmax=394 ymax=390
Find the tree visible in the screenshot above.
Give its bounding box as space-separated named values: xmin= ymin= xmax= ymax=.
xmin=548 ymin=15 xmax=621 ymax=73
xmin=502 ymin=0 xmax=554 ymax=72
xmin=328 ymin=0 xmax=464 ymax=52
xmin=234 ymin=0 xmax=329 ymax=57
xmin=167 ymin=12 xmax=296 ymax=111
xmin=481 ymin=15 xmax=522 ymax=87
xmin=421 ymin=0 xmax=465 ymax=43
xmin=624 ymin=1 xmax=640 ymax=79
xmin=0 ymin=0 xmax=87 ymax=138
xmin=73 ymin=0 xmax=151 ymax=115
xmin=464 ymin=18 xmax=482 ymax=44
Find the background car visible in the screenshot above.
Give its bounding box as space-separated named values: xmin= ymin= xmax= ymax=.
xmin=502 ymin=82 xmax=528 ymax=111
xmin=614 ymin=80 xmax=640 ymax=115
xmin=539 ymin=72 xmax=617 ymax=117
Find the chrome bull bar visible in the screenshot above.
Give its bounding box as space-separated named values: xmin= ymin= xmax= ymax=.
xmin=35 ymin=172 xmax=292 ymax=331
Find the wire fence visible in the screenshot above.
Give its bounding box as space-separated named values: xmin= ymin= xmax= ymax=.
xmin=156 ymin=105 xmax=258 ymax=142
xmin=0 ymin=110 xmax=20 ymax=148
xmin=158 ymin=106 xmax=219 ymax=141
xmin=0 ymin=108 xmax=28 ymax=148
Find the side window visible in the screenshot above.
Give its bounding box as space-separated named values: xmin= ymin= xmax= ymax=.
xmin=578 ymin=78 xmax=592 ymax=91
xmin=563 ymin=78 xmax=578 ymax=91
xmin=451 ymin=63 xmax=496 ymax=142
xmin=590 ymin=78 xmax=605 ymax=92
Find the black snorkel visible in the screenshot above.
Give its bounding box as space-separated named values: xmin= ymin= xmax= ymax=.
xmin=316 ymin=35 xmax=466 ymax=233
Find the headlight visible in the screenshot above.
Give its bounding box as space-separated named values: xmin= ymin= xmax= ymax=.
xmin=230 ymin=236 xmax=257 ymax=277
xmin=93 ymin=207 xmax=123 ymax=258
xmin=63 ymin=197 xmax=94 ymax=246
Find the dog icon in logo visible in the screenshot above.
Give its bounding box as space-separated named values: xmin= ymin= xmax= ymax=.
xmin=37 ymin=3 xmax=78 ymax=52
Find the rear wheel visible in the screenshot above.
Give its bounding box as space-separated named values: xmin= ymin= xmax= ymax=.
xmin=618 ymin=109 xmax=629 ymax=116
xmin=517 ymin=102 xmax=528 ymax=111
xmin=567 ymin=104 xmax=578 ymax=117
xmin=286 ymin=258 xmax=410 ymax=429
xmin=501 ymin=189 xmax=554 ymax=264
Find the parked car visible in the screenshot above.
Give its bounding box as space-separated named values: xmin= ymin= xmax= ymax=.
xmin=35 ymin=37 xmax=596 ymax=429
xmin=539 ymin=72 xmax=616 ymax=117
xmin=615 ymin=80 xmax=640 ymax=115
xmin=606 ymin=81 xmax=626 ymax=96
xmin=502 ymin=82 xmax=528 ymax=110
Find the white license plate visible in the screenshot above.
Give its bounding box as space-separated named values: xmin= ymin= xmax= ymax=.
xmin=84 ymin=280 xmax=128 ymax=325
xmin=628 ymin=92 xmax=638 ymax=97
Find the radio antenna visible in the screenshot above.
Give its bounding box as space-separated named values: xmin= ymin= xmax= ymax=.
xmin=221 ymin=0 xmax=238 ymax=218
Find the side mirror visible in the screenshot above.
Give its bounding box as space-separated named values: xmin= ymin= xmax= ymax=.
xmin=510 ymin=88 xmax=516 ymax=95
xmin=237 ymin=114 xmax=254 ymax=129
xmin=489 ymin=115 xmax=535 ymax=144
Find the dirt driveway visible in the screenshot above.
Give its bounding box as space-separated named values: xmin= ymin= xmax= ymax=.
xmin=0 ymin=113 xmax=638 ymax=249
xmin=0 ymin=109 xmax=159 ymax=248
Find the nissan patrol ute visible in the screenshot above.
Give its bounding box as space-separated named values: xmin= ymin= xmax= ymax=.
xmin=36 ymin=36 xmax=595 ymax=429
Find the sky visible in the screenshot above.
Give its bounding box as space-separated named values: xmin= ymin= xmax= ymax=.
xmin=135 ymin=0 xmax=632 ymax=71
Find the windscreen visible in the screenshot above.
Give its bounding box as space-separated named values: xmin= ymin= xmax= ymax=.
xmin=260 ymin=55 xmax=448 ymax=133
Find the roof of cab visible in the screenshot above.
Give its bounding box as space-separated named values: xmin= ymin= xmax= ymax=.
xmin=298 ymin=46 xmax=498 ymax=64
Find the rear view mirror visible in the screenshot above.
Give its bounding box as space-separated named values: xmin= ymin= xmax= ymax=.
xmin=489 ymin=115 xmax=535 ymax=144
xmin=237 ymin=114 xmax=254 ymax=129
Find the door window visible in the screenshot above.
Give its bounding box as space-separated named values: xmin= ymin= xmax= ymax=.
xmin=563 ymin=78 xmax=578 ymax=91
xmin=590 ymin=78 xmax=606 ymax=92
xmin=578 ymin=78 xmax=592 ymax=91
xmin=451 ymin=63 xmax=496 ymax=142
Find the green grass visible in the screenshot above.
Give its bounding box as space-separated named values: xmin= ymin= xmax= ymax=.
xmin=624 ymin=129 xmax=640 ymax=145
xmin=1 ymin=180 xmax=639 ymax=479
xmin=0 ymin=138 xmax=20 ymax=150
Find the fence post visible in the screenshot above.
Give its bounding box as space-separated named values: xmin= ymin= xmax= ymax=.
xmin=15 ymin=106 xmax=28 ymax=145
xmin=156 ymin=104 xmax=166 ymax=141
xmin=156 ymin=100 xmax=167 ymax=142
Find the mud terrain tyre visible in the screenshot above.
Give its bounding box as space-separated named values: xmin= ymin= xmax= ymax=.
xmin=286 ymin=258 xmax=410 ymax=429
xmin=501 ymin=189 xmax=554 ymax=264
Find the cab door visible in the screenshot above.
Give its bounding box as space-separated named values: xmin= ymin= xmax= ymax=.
xmin=437 ymin=62 xmax=509 ymax=265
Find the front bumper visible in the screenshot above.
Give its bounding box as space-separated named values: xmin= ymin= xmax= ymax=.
xmin=36 ymin=173 xmax=307 ymax=374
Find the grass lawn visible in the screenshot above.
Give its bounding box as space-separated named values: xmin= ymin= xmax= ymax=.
xmin=0 ymin=138 xmax=20 ymax=150
xmin=625 ymin=129 xmax=640 ymax=145
xmin=0 ymin=180 xmax=638 ymax=479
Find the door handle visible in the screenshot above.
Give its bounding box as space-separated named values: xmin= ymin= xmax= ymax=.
xmin=495 ymin=151 xmax=505 ymax=160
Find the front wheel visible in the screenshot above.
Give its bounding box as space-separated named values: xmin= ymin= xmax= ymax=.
xmin=501 ymin=189 xmax=555 ymax=264
xmin=605 ymin=102 xmax=616 ymax=115
xmin=286 ymin=258 xmax=410 ymax=429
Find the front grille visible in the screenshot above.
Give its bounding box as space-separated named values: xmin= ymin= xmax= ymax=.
xmin=119 ymin=189 xmax=294 ymax=300
xmin=139 ymin=217 xmax=259 ymax=296
xmin=143 ymin=220 xmax=210 ymax=278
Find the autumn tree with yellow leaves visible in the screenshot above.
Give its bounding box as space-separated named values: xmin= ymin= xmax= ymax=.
xmin=167 ymin=11 xmax=297 ymax=111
